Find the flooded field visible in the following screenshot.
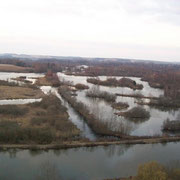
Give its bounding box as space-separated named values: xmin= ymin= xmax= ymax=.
xmin=57 ymin=73 xmax=180 ymax=136
xmin=0 ymin=72 xmax=180 ymax=179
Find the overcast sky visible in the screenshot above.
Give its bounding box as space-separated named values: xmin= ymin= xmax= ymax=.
xmin=0 ymin=0 xmax=180 ymax=61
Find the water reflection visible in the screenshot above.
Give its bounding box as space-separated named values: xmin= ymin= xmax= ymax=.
xmin=40 ymin=86 xmax=97 ymax=140
xmin=0 ymin=143 xmax=180 ymax=180
xmin=57 ymin=73 xmax=180 ymax=136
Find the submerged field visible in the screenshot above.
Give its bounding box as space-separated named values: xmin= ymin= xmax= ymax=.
xmin=57 ymin=72 xmax=180 ymax=137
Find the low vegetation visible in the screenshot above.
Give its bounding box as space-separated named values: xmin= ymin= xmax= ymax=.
xmin=0 ymin=105 xmax=28 ymax=116
xmin=135 ymin=161 xmax=180 ymax=180
xmin=111 ymin=102 xmax=129 ymax=110
xmin=108 ymin=161 xmax=180 ymax=180
xmin=87 ymin=77 xmax=143 ymax=90
xmin=36 ymin=71 xmax=60 ymax=87
xmin=162 ymin=118 xmax=180 ymax=131
xmin=0 ymin=86 xmax=44 ymax=99
xmin=0 ymin=95 xmax=80 ymax=144
xmin=74 ymin=83 xmax=89 ymax=90
xmin=149 ymin=96 xmax=180 ymax=108
xmin=59 ymin=86 xmax=131 ymax=137
xmin=86 ymin=86 xmax=116 ymax=102
xmin=116 ymin=107 xmax=150 ymax=120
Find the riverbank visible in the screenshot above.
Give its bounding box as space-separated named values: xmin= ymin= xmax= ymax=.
xmin=1 ymin=136 xmax=180 ymax=150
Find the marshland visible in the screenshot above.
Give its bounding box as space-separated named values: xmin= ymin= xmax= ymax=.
xmin=0 ymin=58 xmax=180 ymax=180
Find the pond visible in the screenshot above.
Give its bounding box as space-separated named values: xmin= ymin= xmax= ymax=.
xmin=0 ymin=142 xmax=180 ymax=180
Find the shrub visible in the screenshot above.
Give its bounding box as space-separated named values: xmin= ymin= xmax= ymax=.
xmin=75 ymin=83 xmax=89 ymax=90
xmin=86 ymin=86 xmax=116 ymax=102
xmin=118 ymin=107 xmax=150 ymax=120
xmin=87 ymin=77 xmax=143 ymax=90
xmin=111 ymin=102 xmax=129 ymax=110
xmin=136 ymin=161 xmax=168 ymax=180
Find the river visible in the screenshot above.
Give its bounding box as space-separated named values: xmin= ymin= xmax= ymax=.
xmin=0 ymin=142 xmax=180 ymax=180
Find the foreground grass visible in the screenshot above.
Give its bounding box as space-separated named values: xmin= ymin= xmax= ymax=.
xmin=0 ymin=95 xmax=80 ymax=144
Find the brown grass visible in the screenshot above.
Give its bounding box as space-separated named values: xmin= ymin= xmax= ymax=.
xmin=0 ymin=86 xmax=44 ymax=99
xmin=0 ymin=95 xmax=80 ymax=143
xmin=35 ymin=77 xmax=52 ymax=86
xmin=0 ymin=64 xmax=33 ymax=72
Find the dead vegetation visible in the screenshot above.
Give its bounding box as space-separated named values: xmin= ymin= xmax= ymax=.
xmin=74 ymin=83 xmax=89 ymax=90
xmin=86 ymin=86 xmax=116 ymax=102
xmin=111 ymin=102 xmax=129 ymax=110
xmin=58 ymin=86 xmax=132 ymax=137
xmin=87 ymin=77 xmax=143 ymax=90
xmin=0 ymin=95 xmax=80 ymax=144
xmin=116 ymin=107 xmax=150 ymax=121
xmin=0 ymin=86 xmax=44 ymax=99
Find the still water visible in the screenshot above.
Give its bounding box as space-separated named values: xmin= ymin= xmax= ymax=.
xmin=57 ymin=73 xmax=180 ymax=136
xmin=0 ymin=142 xmax=180 ymax=180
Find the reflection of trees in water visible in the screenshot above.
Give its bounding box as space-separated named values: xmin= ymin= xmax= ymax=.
xmin=102 ymin=144 xmax=133 ymax=158
xmin=53 ymin=149 xmax=69 ymax=157
xmin=126 ymin=116 xmax=149 ymax=124
xmin=176 ymin=112 xmax=180 ymax=121
xmin=166 ymin=160 xmax=180 ymax=169
xmin=29 ymin=149 xmax=44 ymax=157
xmin=35 ymin=161 xmax=62 ymax=180
xmin=6 ymin=149 xmax=20 ymax=158
xmin=88 ymin=101 xmax=134 ymax=135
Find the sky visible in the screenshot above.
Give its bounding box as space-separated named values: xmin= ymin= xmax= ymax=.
xmin=0 ymin=0 xmax=180 ymax=62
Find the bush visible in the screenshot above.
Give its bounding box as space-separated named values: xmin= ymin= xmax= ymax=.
xmin=136 ymin=161 xmax=168 ymax=180
xmin=86 ymin=86 xmax=116 ymax=102
xmin=111 ymin=102 xmax=129 ymax=110
xmin=87 ymin=77 xmax=143 ymax=90
xmin=75 ymin=83 xmax=89 ymax=90
xmin=118 ymin=107 xmax=150 ymax=120
xmin=135 ymin=161 xmax=180 ymax=180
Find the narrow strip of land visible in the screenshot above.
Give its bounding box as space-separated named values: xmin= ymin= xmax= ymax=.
xmin=116 ymin=93 xmax=158 ymax=100
xmin=1 ymin=136 xmax=180 ymax=150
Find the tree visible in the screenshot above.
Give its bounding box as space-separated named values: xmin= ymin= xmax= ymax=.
xmin=136 ymin=161 xmax=168 ymax=180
